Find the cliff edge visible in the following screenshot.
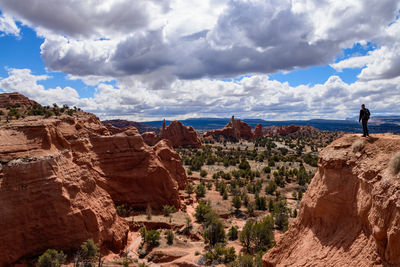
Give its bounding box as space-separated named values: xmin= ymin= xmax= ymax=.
xmin=263 ymin=134 xmax=400 ymax=267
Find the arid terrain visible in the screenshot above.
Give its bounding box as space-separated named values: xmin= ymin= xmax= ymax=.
xmin=1 ymin=93 xmax=400 ymax=267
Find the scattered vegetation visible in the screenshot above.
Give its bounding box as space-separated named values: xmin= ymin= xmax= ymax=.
xmin=37 ymin=249 xmax=66 ymax=267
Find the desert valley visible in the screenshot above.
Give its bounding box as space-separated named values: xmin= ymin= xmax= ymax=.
xmin=1 ymin=92 xmax=400 ymax=267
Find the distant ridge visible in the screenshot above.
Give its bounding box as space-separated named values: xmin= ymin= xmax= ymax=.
xmin=140 ymin=117 xmax=400 ymax=133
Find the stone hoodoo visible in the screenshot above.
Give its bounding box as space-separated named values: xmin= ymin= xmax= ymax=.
xmin=203 ymin=116 xmax=255 ymax=140
xmin=0 ymin=92 xmax=39 ymax=109
xmin=253 ymin=123 xmax=263 ymax=138
xmin=141 ymin=120 xmax=202 ymax=148
xmin=0 ymin=100 xmax=187 ymax=265
xmin=263 ymin=134 xmax=400 ymax=266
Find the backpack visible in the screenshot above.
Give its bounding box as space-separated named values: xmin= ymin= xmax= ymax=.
xmin=364 ymin=109 xmax=370 ymax=120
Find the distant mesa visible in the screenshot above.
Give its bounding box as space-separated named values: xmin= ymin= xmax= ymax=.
xmin=203 ymin=115 xmax=262 ymax=141
xmin=102 ymin=119 xmax=160 ymax=134
xmin=263 ymin=134 xmax=400 ymax=266
xmin=0 ymin=93 xmax=187 ymax=265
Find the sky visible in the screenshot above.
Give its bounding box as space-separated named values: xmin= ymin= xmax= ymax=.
xmin=0 ymin=0 xmax=399 ymax=122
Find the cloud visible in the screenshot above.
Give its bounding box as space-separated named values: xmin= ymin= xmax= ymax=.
xmin=0 ymin=0 xmax=168 ymax=38
xmin=0 ymin=13 xmax=19 ymax=36
xmin=2 ymin=68 xmax=400 ymax=121
xmin=3 ymin=0 xmax=399 ymax=81
xmin=0 ymin=68 xmax=80 ymax=106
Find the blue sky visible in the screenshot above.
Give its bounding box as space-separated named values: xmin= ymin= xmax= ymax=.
xmin=0 ymin=1 xmax=400 ymax=121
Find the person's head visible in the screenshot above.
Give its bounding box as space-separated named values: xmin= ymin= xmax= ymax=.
xmin=361 ymin=104 xmax=365 ymax=109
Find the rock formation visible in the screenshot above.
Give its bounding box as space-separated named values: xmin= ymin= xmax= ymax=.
xmin=0 ymin=92 xmax=39 ymax=109
xmin=263 ymin=134 xmax=400 ymax=266
xmin=254 ymin=123 xmax=263 ymax=138
xmin=203 ymin=116 xmax=254 ymax=140
xmin=141 ymin=120 xmax=201 ymax=148
xmin=0 ymin=108 xmax=187 ymax=265
xmin=141 ymin=131 xmax=159 ymax=146
xmin=102 ymin=119 xmax=160 ymax=134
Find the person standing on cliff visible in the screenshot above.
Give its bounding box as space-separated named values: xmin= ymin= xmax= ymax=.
xmin=359 ymin=104 xmax=370 ymax=137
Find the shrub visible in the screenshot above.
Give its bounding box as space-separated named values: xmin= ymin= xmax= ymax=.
xmin=202 ymin=212 xmax=225 ymax=246
xmin=121 ymin=257 xmax=130 ymax=267
xmin=232 ymin=195 xmax=242 ymax=211
xmin=140 ymin=225 xmax=147 ymax=242
xmin=195 ymin=200 xmax=212 ymax=222
xmin=166 ymin=230 xmax=174 ymax=245
xmin=195 ymin=183 xmax=207 ymax=198
xmin=185 ymin=183 xmax=194 ymax=196
xmin=200 ymin=169 xmax=208 ymax=177
xmin=146 ymin=230 xmax=161 ymax=247
xmin=163 ymin=205 xmax=176 ymax=217
xmin=352 ymin=139 xmax=364 ymax=153
xmin=390 ymin=151 xmax=400 ymax=174
xmin=80 ymin=239 xmax=99 ymax=261
xmin=228 ymin=226 xmax=238 ymax=240
xmin=255 ymin=196 xmax=266 ymax=210
xmin=37 ymin=249 xmax=66 ymax=267
xmin=265 ymin=180 xmax=277 ymax=195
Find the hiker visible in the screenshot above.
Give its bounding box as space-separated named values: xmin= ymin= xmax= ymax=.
xmin=359 ymin=104 xmax=370 ymax=137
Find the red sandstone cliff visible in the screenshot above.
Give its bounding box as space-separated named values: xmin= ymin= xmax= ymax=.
xmin=263 ymin=134 xmax=400 ymax=266
xmin=0 ymin=112 xmax=187 ymax=265
xmin=254 ymin=123 xmax=263 ymax=138
xmin=203 ymin=117 xmax=254 ymax=140
xmin=141 ymin=120 xmax=201 ymax=148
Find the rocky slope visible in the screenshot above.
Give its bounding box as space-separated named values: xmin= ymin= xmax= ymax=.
xmin=263 ymin=134 xmax=400 ymax=266
xmin=0 ymin=92 xmax=39 ymax=109
xmin=0 ymin=113 xmax=187 ymax=265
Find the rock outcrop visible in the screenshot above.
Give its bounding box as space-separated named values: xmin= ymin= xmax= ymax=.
xmin=142 ymin=131 xmax=160 ymax=146
xmin=203 ymin=116 xmax=254 ymax=140
xmin=0 ymin=92 xmax=39 ymax=109
xmin=263 ymin=134 xmax=400 ymax=266
xmin=102 ymin=119 xmax=160 ymax=134
xmin=0 ymin=111 xmax=187 ymax=265
xmin=254 ymin=123 xmax=263 ymax=138
xmin=141 ymin=120 xmax=201 ymax=148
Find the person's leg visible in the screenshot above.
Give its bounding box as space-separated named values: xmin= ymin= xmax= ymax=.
xmin=362 ymin=120 xmax=367 ymax=136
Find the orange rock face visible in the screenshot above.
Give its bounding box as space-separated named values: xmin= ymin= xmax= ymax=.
xmin=142 ymin=131 xmax=159 ymax=146
xmin=160 ymin=120 xmax=202 ymax=148
xmin=263 ymin=134 xmax=400 ymax=266
xmin=253 ymin=123 xmax=263 ymax=138
xmin=0 ymin=113 xmax=186 ymax=265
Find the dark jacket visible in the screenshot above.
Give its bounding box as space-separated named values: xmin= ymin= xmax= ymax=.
xmin=359 ymin=108 xmax=370 ymax=122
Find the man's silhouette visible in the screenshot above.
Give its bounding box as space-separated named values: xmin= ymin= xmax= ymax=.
xmin=359 ymin=104 xmax=370 ymax=137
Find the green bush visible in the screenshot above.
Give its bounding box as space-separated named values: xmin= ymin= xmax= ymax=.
xmin=195 ymin=183 xmax=206 ymax=198
xmin=228 ymin=226 xmax=238 ymax=240
xmin=37 ymin=249 xmax=66 ymax=267
xmin=146 ymin=230 xmax=160 ymax=247
xmin=200 ymin=169 xmax=208 ymax=177
xmin=163 ymin=205 xmax=176 ymax=216
xmin=195 ymin=200 xmax=212 ymax=222
xmin=202 ymin=212 xmax=225 ymax=246
xmin=166 ymin=230 xmax=174 ymax=245
xmin=232 ymin=195 xmax=242 ymax=211
xmin=80 ymin=239 xmax=99 ymax=261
